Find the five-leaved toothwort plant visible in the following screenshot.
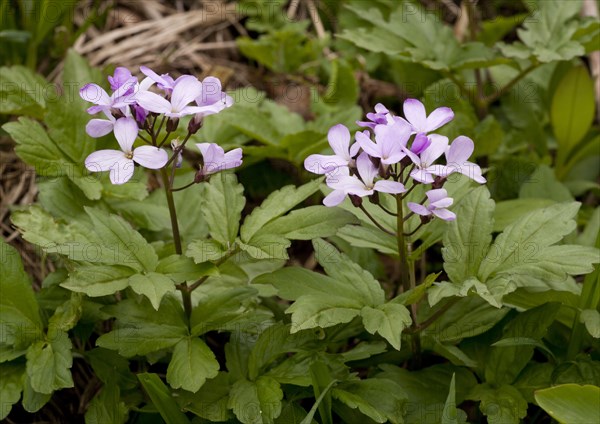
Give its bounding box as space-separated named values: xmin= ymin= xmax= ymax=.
xmin=304 ymin=98 xmax=486 ymax=342
xmin=79 ymin=66 xmax=237 ymax=317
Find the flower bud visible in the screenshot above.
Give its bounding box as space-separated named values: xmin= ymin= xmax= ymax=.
xmin=166 ymin=117 xmax=179 ymax=132
xmin=369 ymin=191 xmax=380 ymax=205
xmin=420 ymin=214 xmax=433 ymax=225
xmin=432 ymin=176 xmax=446 ymax=189
xmin=188 ymin=115 xmax=203 ymax=134
xmin=349 ymin=194 xmax=363 ymax=208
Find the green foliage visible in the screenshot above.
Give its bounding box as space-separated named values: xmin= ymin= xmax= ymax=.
xmin=535 ymin=384 xmax=600 ymax=424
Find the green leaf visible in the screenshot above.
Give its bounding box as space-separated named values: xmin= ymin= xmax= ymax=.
xmin=0 ymin=239 xmax=43 ymax=349
xmin=190 ymin=287 xmax=258 ymax=336
xmin=361 ymin=303 xmax=411 ymax=350
xmin=203 ymin=173 xmax=245 ymax=247
xmin=336 ymin=224 xmax=398 ymax=255
xmin=479 ymin=202 xmax=580 ymax=280
xmin=485 ymin=303 xmax=560 ymax=386
xmin=552 ymin=65 xmax=596 ymax=156
xmin=257 ymin=206 xmax=358 ymax=241
xmin=84 ymin=207 xmax=158 ymax=272
xmin=21 ymin=374 xmax=51 ymax=413
xmin=493 ymin=198 xmax=556 ymax=232
xmin=26 ymin=331 xmax=74 ymax=394
xmin=166 ymin=337 xmax=219 ymax=393
xmin=442 ymin=374 xmax=466 ymax=424
xmin=535 ymin=384 xmax=600 ymax=424
xmin=186 ymin=239 xmax=229 ymax=263
xmin=498 ymin=0 xmax=585 ymax=62
xmin=241 ymin=180 xmax=321 ymax=242
xmin=580 ymin=309 xmax=600 ymax=338
xmin=128 ymin=273 xmax=176 ymax=311
xmin=332 ymin=378 xmax=406 ymax=423
xmin=228 ymin=376 xmax=283 ymax=424
xmin=178 ymin=372 xmax=232 ymax=421
xmin=443 ymin=187 xmax=495 ymax=284
xmin=156 ymin=254 xmax=217 ymax=283
xmin=0 ymin=362 xmax=25 ymax=420
xmin=96 ymin=297 xmax=188 ymax=357
xmin=0 ymin=66 xmax=47 ymax=117
xmin=323 ymin=59 xmax=358 ymax=106
xmin=519 ymin=165 xmax=573 ymax=202
xmin=62 ymin=265 xmax=133 ymax=297
xmin=469 ymin=384 xmax=527 ymax=424
xmin=85 ymin=382 xmax=128 ymax=424
xmin=137 ymin=373 xmax=190 ymax=424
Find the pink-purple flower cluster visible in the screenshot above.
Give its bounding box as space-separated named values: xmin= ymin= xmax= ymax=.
xmin=80 ymin=66 xmax=238 ymax=184
xmin=304 ymin=99 xmax=486 ymax=221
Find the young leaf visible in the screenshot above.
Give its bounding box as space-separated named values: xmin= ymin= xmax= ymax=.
xmin=442 ymin=186 xmax=495 ymax=284
xmin=228 ymin=376 xmax=283 ymax=424
xmin=166 ymin=337 xmax=220 ymax=393
xmin=361 ymin=303 xmax=412 ymax=350
xmin=137 ymin=373 xmax=190 ymax=424
xmin=128 ymin=273 xmax=176 ymax=311
xmin=0 ymin=65 xmax=47 ymax=118
xmin=580 ymin=309 xmax=600 ymax=338
xmin=203 ymin=173 xmax=245 ymax=248
xmin=26 ymin=331 xmax=74 ymax=394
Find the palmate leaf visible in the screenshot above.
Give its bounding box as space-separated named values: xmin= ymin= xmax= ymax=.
xmin=468 ymin=384 xmax=528 ymax=424
xmin=2 ymin=50 xmax=104 ymax=199
xmin=340 ymin=3 xmax=500 ymax=71
xmin=498 ymin=0 xmax=586 ymax=62
xmin=166 ymin=337 xmax=220 ymax=393
xmin=228 ymin=376 xmax=283 ymax=424
xmin=478 ymin=202 xmax=599 ymax=295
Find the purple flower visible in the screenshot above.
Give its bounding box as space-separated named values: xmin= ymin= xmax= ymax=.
xmin=79 ymin=81 xmax=137 ymax=115
xmin=430 ymin=136 xmax=486 ymax=184
xmin=402 ymin=134 xmax=449 ymax=184
xmin=304 ymin=124 xmax=360 ymax=175
xmin=85 ymin=117 xmax=168 ymax=184
xmin=357 ymin=103 xmax=390 ymax=129
xmin=194 ymin=77 xmax=234 ymax=117
xmin=140 ymin=66 xmax=176 ymax=94
xmin=324 ymin=152 xmax=406 ymax=206
xmin=400 ymin=98 xmax=454 ymax=135
xmin=108 ymin=67 xmax=136 ymax=91
xmin=195 ymin=143 xmax=242 ymax=176
xmin=85 ymin=110 xmax=117 ymax=138
xmin=356 ymin=119 xmax=412 ymax=165
xmin=135 ymin=75 xmax=206 ymax=118
xmin=408 ymin=189 xmax=456 ymax=221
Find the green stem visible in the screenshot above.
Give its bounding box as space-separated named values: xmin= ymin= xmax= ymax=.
xmin=395 ymin=194 xmax=410 ymax=294
xmin=160 ymin=167 xmax=192 ymax=318
xmin=358 ymin=204 xmax=396 ymax=236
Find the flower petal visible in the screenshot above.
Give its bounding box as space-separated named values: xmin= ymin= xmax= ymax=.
xmin=304 ymin=154 xmax=347 ymax=174
xmin=425 ymin=107 xmax=454 ymax=132
xmin=374 ymin=103 xmax=389 ymax=114
xmin=109 ymin=158 xmax=135 ymax=185
xmin=356 ymin=152 xmax=378 ymax=187
xmin=133 ymin=146 xmax=168 ymax=169
xmin=323 ymin=189 xmax=346 ymax=207
xmin=171 ymin=76 xmax=202 ymax=113
xmin=431 ymin=197 xmax=453 ymax=209
xmin=356 ymin=130 xmax=380 ymax=158
xmin=113 ymin=117 xmax=139 ymax=152
xmin=447 ymin=136 xmax=474 ymax=164
xmin=403 ymin=98 xmax=427 ymax=133
xmin=411 ymin=133 xmax=430 ymax=154
xmin=327 ymin=124 xmax=351 ymax=159
xmin=86 ymin=119 xmax=114 ymax=138
xmin=456 ymin=161 xmax=486 ymax=183
xmin=85 ymin=150 xmax=125 ymax=172
xmin=407 ymin=202 xmax=431 ymax=216
xmin=432 ymin=208 xmax=456 ymax=221
xmin=197 ymin=76 xmax=223 ymax=106
xmin=196 ymin=142 xmax=223 ymax=167
xmin=135 ymin=90 xmax=172 ymax=114
xmin=80 ymin=83 xmax=109 ymax=106
xmin=426 ymin=188 xmax=449 ymax=204
xmin=374 ymin=180 xmax=406 ymax=194
xmin=221 ymin=148 xmax=243 ymax=170
xmin=410 ymin=168 xmax=435 ymax=184
xmin=420 ymin=134 xmax=448 ymax=166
